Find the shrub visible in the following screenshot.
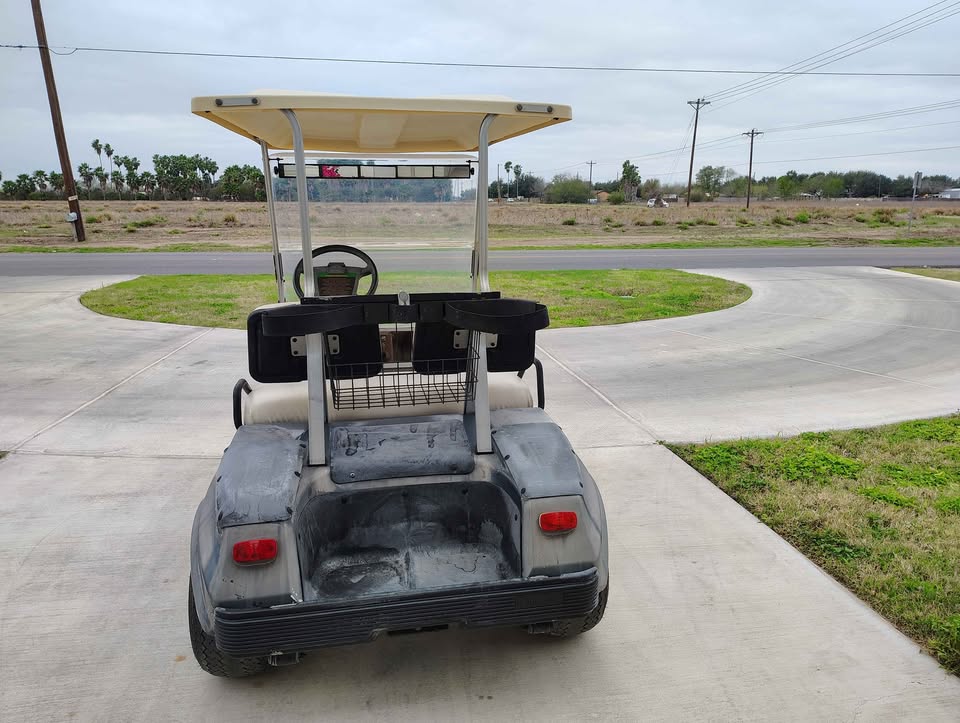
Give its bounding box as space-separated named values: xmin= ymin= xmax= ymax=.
xmin=771 ymin=214 xmax=792 ymax=226
xmin=688 ymin=189 xmax=705 ymax=203
xmin=561 ymin=217 xmax=577 ymax=226
xmin=652 ymin=219 xmax=666 ymax=226
xmin=854 ymin=213 xmax=868 ymax=223
xmin=223 ymin=213 xmax=238 ymax=225
xmin=86 ymin=215 xmax=102 ymax=224
xmin=126 ymin=215 xmax=165 ymax=229
xmin=736 ymin=217 xmax=754 ymax=227
xmin=602 ymin=216 xmax=614 ymax=223
xmin=607 ymin=191 xmax=625 ymax=205
xmin=793 ymin=212 xmax=810 ymax=224
xmin=633 ymin=219 xmax=648 ymax=226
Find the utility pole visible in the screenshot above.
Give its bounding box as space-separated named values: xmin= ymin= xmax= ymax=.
xmin=31 ymin=0 xmax=85 ymax=241
xmin=685 ymin=98 xmax=709 ymax=207
xmin=742 ymin=128 xmax=762 ymax=209
xmin=496 ymin=163 xmax=502 ymax=204
xmin=586 ymin=160 xmax=596 ymax=187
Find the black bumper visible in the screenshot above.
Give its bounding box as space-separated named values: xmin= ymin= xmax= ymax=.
xmin=214 ymin=568 xmax=599 ymax=656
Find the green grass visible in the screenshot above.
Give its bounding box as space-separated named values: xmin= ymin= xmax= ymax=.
xmin=670 ymin=415 xmax=960 ymax=673
xmin=894 ymin=267 xmax=960 ymax=282
xmin=0 ymin=243 xmax=273 ymax=253
xmin=502 ymin=238 xmax=960 ymax=251
xmin=79 ymin=270 xmax=751 ymax=330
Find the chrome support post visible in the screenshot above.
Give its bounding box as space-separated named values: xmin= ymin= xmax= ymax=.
xmin=472 ymin=114 xmax=496 ymax=293
xmin=468 ymin=113 xmax=496 ymax=454
xmin=281 ymin=109 xmax=326 ymax=465
xmin=260 ymin=140 xmax=285 ymax=303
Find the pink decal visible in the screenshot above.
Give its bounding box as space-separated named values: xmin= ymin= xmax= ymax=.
xmin=321 ymin=165 xmax=341 ymax=178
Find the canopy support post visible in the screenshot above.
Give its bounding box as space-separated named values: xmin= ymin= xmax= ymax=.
xmin=468 ymin=113 xmax=496 ymax=454
xmin=282 ymin=109 xmax=326 ymax=466
xmin=260 ymin=140 xmax=285 ymax=303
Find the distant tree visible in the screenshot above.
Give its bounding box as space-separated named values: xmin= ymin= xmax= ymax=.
xmin=77 ymin=163 xmax=94 ymax=198
xmin=1 ymin=180 xmax=15 ymax=198
xmin=695 ymin=165 xmax=726 ymax=197
xmin=608 ymin=190 xmax=625 ymax=205
xmin=32 ymin=170 xmax=48 ymax=193
xmin=543 ymin=174 xmax=591 ymax=204
xmin=776 ymin=174 xmax=798 ymax=199
xmin=13 ymin=173 xmax=37 ymax=199
xmin=592 ymin=180 xmax=620 ymax=193
xmin=140 ymin=171 xmax=157 ymax=197
xmin=94 ymin=166 xmax=108 ymax=195
xmin=111 ymin=169 xmax=125 ymax=198
xmin=640 ymin=178 xmax=661 ymax=198
xmin=218 ymin=164 xmax=264 ymax=200
xmin=48 ymin=170 xmax=64 ymax=195
xmin=104 ymin=143 xmax=114 ymax=178
xmin=620 ymin=160 xmax=641 ymax=201
xmin=503 ymin=161 xmax=513 ymax=198
xmin=91 ymin=139 xmax=103 ymax=168
xmin=512 ymin=163 xmax=523 ymax=198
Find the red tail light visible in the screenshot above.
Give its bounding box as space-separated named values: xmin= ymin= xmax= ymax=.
xmin=538 ymin=511 xmax=578 ymax=533
xmin=233 ymin=538 xmax=278 ymax=564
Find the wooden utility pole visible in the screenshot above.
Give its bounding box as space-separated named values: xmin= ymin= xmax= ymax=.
xmin=742 ymin=128 xmax=762 ymax=209
xmin=586 ymin=160 xmax=596 ymax=187
xmin=31 ymin=0 xmax=85 ymax=241
xmin=685 ymin=98 xmax=709 ymax=207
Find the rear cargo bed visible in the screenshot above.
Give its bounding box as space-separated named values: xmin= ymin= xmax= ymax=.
xmin=296 ymin=482 xmax=521 ymax=602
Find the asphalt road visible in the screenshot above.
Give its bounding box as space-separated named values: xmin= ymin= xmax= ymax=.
xmin=1 ymin=246 xmax=959 ymax=275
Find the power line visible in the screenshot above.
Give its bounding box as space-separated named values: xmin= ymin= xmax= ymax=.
xmin=706 ymin=1 xmax=960 ymax=108
xmin=3 ymin=42 xmax=960 ymax=77
xmin=765 ymin=98 xmax=960 ymax=133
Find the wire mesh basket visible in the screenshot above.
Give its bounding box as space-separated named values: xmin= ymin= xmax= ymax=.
xmin=325 ymin=325 xmax=479 ymax=411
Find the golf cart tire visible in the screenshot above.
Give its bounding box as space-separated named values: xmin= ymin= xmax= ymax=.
xmin=546 ymin=584 xmax=608 ymax=638
xmin=188 ymin=582 xmax=269 ymax=678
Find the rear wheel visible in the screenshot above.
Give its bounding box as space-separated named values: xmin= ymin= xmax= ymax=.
xmin=188 ymin=582 xmax=269 ymax=678
xmin=545 ymin=584 xmax=608 ymax=638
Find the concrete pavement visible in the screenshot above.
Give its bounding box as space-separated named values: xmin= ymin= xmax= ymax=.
xmin=538 ymin=265 xmax=960 ymax=440
xmin=1 ymin=271 xmax=959 ymax=720
xmin=2 ymin=245 xmax=960 ymax=275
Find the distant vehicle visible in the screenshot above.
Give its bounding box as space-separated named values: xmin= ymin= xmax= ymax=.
xmin=647 ymin=197 xmax=669 ymax=208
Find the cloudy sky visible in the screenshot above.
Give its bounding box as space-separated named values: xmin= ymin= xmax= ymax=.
xmin=2 ymin=1 xmax=958 ymax=185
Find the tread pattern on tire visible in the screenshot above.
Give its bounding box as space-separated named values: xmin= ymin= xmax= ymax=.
xmin=549 ymin=584 xmax=608 ymax=637
xmin=188 ymin=583 xmax=269 ymax=678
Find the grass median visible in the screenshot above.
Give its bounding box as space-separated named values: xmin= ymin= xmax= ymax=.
xmin=80 ymin=270 xmax=750 ymax=329
xmin=893 ymin=267 xmax=960 ymax=282
xmin=670 ymin=417 xmax=960 ymax=673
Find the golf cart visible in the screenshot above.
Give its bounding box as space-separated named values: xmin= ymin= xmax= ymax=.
xmin=187 ymin=92 xmax=609 ymax=677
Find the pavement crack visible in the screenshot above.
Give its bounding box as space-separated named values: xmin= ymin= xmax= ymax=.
xmin=11 ymin=328 xmax=216 ymax=451
xmin=535 ymin=344 xmax=661 ymax=438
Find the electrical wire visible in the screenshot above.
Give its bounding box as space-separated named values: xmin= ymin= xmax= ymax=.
xmin=705 ymin=1 xmax=960 ymax=109
xmin=3 ymin=42 xmax=960 ymax=77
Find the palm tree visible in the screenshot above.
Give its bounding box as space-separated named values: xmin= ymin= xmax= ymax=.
xmin=513 ymin=163 xmax=523 ymax=199
xmin=503 ymin=161 xmax=513 ymax=199
xmin=77 ymin=163 xmax=94 ymax=198
xmin=104 ymin=143 xmax=114 ymax=177
xmin=111 ymin=169 xmax=125 ymax=199
xmin=48 ymin=171 xmax=64 ymax=196
xmin=94 ymin=166 xmax=107 ymax=196
xmin=32 ymin=170 xmax=48 ymax=193
xmin=91 ymin=139 xmax=103 ymax=168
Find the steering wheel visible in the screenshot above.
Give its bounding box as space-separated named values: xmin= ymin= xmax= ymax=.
xmin=292 ymin=244 xmax=379 ymax=299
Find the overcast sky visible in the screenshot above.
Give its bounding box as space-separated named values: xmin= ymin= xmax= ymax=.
xmin=2 ymin=1 xmax=958 ymax=185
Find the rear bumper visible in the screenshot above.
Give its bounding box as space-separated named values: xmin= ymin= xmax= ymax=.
xmin=214 ymin=567 xmax=599 ymax=656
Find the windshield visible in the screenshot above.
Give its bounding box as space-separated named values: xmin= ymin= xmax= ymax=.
xmin=269 ymin=153 xmax=478 ymax=295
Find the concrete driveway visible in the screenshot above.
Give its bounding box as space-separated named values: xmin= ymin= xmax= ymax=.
xmin=1 ymin=268 xmax=959 ymax=720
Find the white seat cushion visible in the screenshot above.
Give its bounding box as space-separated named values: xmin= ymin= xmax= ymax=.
xmin=243 ymin=372 xmax=534 ymax=425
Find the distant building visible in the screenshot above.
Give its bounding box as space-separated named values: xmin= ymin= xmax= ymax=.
xmin=940 ymin=188 xmax=960 ymax=200
xmin=595 ymin=191 xmax=610 ymax=203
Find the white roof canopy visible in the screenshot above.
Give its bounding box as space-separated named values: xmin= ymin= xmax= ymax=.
xmin=191 ymin=92 xmax=572 ymax=153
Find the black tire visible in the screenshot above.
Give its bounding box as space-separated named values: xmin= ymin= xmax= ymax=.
xmin=188 ymin=582 xmax=269 ymax=678
xmin=547 ymin=584 xmax=608 ymax=638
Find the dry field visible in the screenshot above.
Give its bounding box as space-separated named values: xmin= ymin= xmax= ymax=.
xmin=2 ymin=199 xmax=959 ymax=251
